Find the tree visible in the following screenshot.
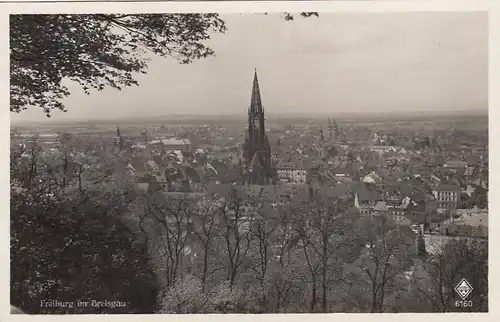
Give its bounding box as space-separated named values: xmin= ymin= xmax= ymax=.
xmin=157 ymin=274 xmax=264 ymax=314
xmin=135 ymin=192 xmax=195 ymax=289
xmin=348 ymin=217 xmax=416 ymax=313
xmin=10 ymin=138 xmax=159 ymax=313
xmin=10 ymin=135 xmax=45 ymax=192
xmin=468 ymin=186 xmax=488 ymax=209
xmin=248 ymin=210 xmax=275 ymax=288
xmin=11 ymin=134 xmax=118 ymax=194
xmin=190 ymin=194 xmax=226 ymax=292
xmin=157 ymin=274 xmax=208 ymax=314
xmin=10 ymin=185 xmax=160 ymax=313
xmin=293 ymin=198 xmax=360 ymax=312
xmin=265 ymin=204 xmax=304 ymax=313
xmin=10 ymin=14 xmax=225 ymax=116
xmin=415 ymin=238 xmax=488 ymax=312
xmin=216 ymin=191 xmax=256 ymax=287
xmin=10 ymin=13 xmax=317 ymax=117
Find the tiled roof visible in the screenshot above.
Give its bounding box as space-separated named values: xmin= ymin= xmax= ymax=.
xmin=434 ymin=183 xmax=461 ymax=192
xmin=146 ymin=160 xmax=160 ymax=171
xmin=184 ymin=166 xmax=201 ymax=183
xmin=137 ymin=182 xmax=149 ymax=193
xmin=330 ymin=183 xmax=350 ymax=198
xmin=374 ymin=201 xmax=389 ymax=212
xmin=129 ymin=156 xmax=146 ymax=173
xmin=276 ymin=160 xmax=296 ymax=169
xmin=444 ymin=160 xmax=467 ymax=166
xmin=206 ymin=183 xmax=234 ymax=197
xmin=357 ymin=185 xmax=382 ymax=202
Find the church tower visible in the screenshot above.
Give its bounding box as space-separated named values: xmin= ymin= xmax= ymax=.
xmin=318 ymin=125 xmax=325 ymax=159
xmin=114 ymin=125 xmax=124 ymax=151
xmin=243 ymin=69 xmax=274 ymax=185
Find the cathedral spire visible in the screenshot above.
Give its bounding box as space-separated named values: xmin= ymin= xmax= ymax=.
xmin=115 ymin=125 xmax=124 ymax=150
xmin=250 ymin=68 xmax=263 ymax=114
xmin=243 ymin=69 xmax=274 ymax=185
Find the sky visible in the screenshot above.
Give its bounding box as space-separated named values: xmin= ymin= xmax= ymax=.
xmin=10 ymin=11 xmax=488 ymax=123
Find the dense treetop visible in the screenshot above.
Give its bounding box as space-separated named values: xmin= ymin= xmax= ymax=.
xmin=10 ymin=13 xmax=317 ymax=117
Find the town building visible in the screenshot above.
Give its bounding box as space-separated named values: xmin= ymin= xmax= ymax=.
xmin=432 ymin=183 xmax=461 ymax=213
xmin=443 ymin=160 xmax=468 ymax=170
xmin=148 ymin=138 xmax=192 ymax=152
xmin=276 ymin=160 xmax=308 ymax=184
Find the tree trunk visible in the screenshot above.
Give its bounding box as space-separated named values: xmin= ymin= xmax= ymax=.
xmin=371 ymin=289 xmax=378 ymax=313
xmin=322 ymin=234 xmax=328 ymax=312
xmin=201 ymin=243 xmax=209 ymax=293
xmin=310 ymin=280 xmax=317 ymax=312
xmin=78 ymin=166 xmax=83 ymax=191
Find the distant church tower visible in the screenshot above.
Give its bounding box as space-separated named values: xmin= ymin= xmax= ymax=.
xmin=114 ymin=125 xmax=124 ymax=151
xmin=243 ymin=69 xmax=275 ymax=185
xmin=319 ymin=126 xmax=326 ymax=159
xmin=141 ymin=129 xmax=148 ymax=146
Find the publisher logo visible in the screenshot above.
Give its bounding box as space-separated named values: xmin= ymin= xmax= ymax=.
xmin=454 ymin=278 xmax=473 ymax=300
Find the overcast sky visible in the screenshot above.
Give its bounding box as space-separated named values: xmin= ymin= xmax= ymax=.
xmin=11 ymin=12 xmax=488 ymax=123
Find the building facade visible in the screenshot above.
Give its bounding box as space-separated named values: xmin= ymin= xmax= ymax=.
xmin=432 ymin=183 xmax=460 ymax=213
xmin=276 ymin=160 xmax=308 ymax=184
xmin=148 ymin=138 xmax=191 ymax=152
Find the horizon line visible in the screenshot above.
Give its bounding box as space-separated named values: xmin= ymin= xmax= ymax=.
xmin=11 ymin=108 xmax=488 ymax=126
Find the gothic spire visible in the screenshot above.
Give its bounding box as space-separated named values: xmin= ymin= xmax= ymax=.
xmin=116 ymin=125 xmax=123 ymax=150
xmin=243 ymin=69 xmax=273 ymax=185
xmin=250 ymin=68 xmax=263 ymax=115
xmin=333 ymin=117 xmax=340 ymax=136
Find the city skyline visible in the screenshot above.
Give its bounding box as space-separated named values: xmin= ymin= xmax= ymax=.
xmin=10 ymin=12 xmax=487 ymax=124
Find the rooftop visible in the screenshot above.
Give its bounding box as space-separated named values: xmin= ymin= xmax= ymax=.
xmin=434 ymin=183 xmax=461 ymax=192
xmin=149 ymin=138 xmax=191 ymax=146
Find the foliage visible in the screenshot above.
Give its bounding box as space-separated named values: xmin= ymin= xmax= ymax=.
xmin=10 ymin=13 xmax=317 ymax=117
xmin=10 ymin=139 xmax=159 ymax=313
xmin=157 ymin=275 xmax=207 ymax=314
xmin=282 ymin=12 xmax=319 ymax=21
xmin=415 ymin=238 xmax=488 ymax=312
xmin=157 ymin=275 xmax=265 ymax=314
xmin=293 ymin=198 xmax=360 ymax=312
xmin=467 ymin=186 xmax=488 ymax=209
xmin=10 ymin=14 xmax=226 ymax=116
xmin=10 ymin=185 xmax=159 ymax=313
xmin=343 ymin=216 xmax=417 ymax=313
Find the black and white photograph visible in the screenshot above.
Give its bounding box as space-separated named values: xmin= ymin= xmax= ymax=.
xmin=8 ymin=5 xmax=489 ymax=315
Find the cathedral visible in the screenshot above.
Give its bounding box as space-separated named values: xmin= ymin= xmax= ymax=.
xmin=242 ymin=69 xmax=276 ymax=185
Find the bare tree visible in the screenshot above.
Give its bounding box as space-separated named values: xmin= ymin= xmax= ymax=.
xmin=266 ymin=204 xmax=301 ymax=312
xmin=216 ymin=190 xmax=256 ymax=287
xmin=354 ymin=216 xmax=416 ymax=313
xmin=294 ymin=197 xmax=359 ymax=312
xmin=415 ymin=238 xmax=488 ymax=312
xmin=190 ymin=194 xmax=226 ymax=292
xmin=248 ymin=208 xmax=275 ymax=287
xmin=138 ymin=193 xmax=194 ymax=288
xmin=10 ymin=135 xmax=46 ymax=192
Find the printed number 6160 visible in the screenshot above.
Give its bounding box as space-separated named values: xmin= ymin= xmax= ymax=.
xmin=455 ymin=300 xmax=473 ymax=308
